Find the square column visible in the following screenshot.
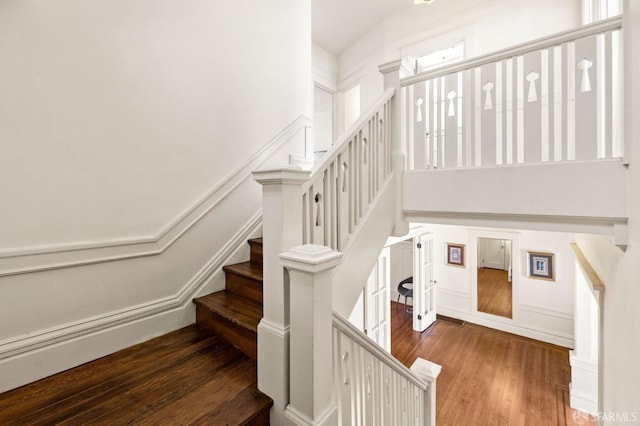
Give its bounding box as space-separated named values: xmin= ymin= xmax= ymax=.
xmin=280 ymin=244 xmax=342 ymax=426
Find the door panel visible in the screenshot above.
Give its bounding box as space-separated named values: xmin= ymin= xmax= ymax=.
xmin=365 ymin=246 xmax=391 ymax=352
xmin=413 ymin=234 xmax=436 ymax=332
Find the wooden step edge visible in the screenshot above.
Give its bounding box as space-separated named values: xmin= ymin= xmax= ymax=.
xmin=247 ymin=237 xmax=263 ymax=246
xmin=195 ymin=304 xmax=259 ymax=359
xmin=193 ymin=293 xmax=262 ymax=333
xmin=223 ymin=262 xmax=263 ymax=282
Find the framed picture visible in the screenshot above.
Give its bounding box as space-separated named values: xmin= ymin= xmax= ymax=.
xmin=527 ymin=251 xmax=555 ymax=281
xmin=446 ymin=243 xmax=465 ymax=267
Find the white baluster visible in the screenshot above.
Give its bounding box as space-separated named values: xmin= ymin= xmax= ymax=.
xmin=526 ymin=71 xmax=540 ymax=102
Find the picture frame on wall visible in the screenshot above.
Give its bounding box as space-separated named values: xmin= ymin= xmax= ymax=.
xmin=527 ymin=251 xmax=555 ymax=281
xmin=446 ymin=243 xmax=465 ymax=267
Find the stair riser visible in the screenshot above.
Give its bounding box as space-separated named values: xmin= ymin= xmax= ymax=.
xmin=224 ymin=272 xmax=263 ymax=304
xmin=245 ymin=409 xmax=270 ymax=426
xmin=248 ymin=240 xmax=263 ymax=266
xmin=196 ymin=306 xmax=257 ymax=360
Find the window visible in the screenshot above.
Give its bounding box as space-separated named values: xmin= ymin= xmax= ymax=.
xmin=414 ymin=42 xmax=464 ymax=73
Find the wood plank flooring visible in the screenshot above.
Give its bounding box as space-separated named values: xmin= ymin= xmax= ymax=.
xmin=0 ymin=325 xmax=271 ymax=425
xmin=477 ymin=267 xmax=512 ymax=318
xmin=391 ymin=301 xmax=596 ymax=426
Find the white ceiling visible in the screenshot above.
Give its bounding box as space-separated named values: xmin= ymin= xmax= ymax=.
xmin=312 ymin=0 xmax=416 ymax=56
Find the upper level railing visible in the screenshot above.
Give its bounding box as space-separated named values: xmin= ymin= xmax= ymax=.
xmin=402 ymin=16 xmax=623 ymax=170
xmin=302 ymin=88 xmax=395 ymax=251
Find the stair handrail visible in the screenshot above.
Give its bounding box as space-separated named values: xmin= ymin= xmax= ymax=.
xmin=301 ymin=87 xmax=396 ymax=251
xmin=402 ymin=15 xmax=622 ymax=87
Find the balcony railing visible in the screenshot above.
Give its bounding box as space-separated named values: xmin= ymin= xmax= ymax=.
xmin=401 ymin=16 xmax=623 ymax=170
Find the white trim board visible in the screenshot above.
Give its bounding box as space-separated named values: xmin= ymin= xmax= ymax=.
xmin=0 ymin=304 xmax=191 ymax=393
xmin=0 ymin=116 xmax=310 ymax=277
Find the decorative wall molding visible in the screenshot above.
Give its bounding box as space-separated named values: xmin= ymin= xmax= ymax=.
xmin=0 ymin=211 xmax=262 ymax=361
xmin=519 ymin=304 xmax=574 ymax=320
xmin=0 ymin=115 xmax=311 ymax=277
xmin=437 ymin=305 xmax=574 ymax=348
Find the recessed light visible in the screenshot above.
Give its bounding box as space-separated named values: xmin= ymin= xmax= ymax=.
xmin=414 ymin=0 xmax=435 ymax=4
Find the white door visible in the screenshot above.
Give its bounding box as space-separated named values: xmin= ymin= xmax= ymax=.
xmin=413 ymin=234 xmax=436 ymax=332
xmin=365 ymin=246 xmax=391 ymax=352
xmin=481 ymin=238 xmax=507 ymax=270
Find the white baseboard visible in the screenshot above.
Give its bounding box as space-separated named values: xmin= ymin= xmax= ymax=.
xmin=0 ymin=306 xmax=192 ymax=393
xmin=570 ymin=385 xmax=599 ymax=415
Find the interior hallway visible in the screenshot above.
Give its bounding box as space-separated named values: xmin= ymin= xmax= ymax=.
xmin=391 ymin=301 xmax=596 ymax=426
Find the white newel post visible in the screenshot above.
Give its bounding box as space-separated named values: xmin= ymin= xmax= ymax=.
xmin=280 ymin=245 xmax=343 ymax=426
xmin=379 ymin=59 xmax=412 ymax=237
xmin=411 ymin=357 xmax=442 ymax=426
xmin=253 ymin=167 xmax=311 ymax=422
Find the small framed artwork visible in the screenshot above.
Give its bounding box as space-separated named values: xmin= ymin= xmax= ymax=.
xmin=527 ymin=251 xmax=555 ymax=281
xmin=446 ymin=243 xmax=465 ymax=267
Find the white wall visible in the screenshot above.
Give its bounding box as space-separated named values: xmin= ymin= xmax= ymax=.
xmin=0 ymin=0 xmax=310 ymax=249
xmin=432 ymin=225 xmax=575 ymax=347
xmin=0 ymin=0 xmax=311 ymax=392
xmin=313 ymin=86 xmax=333 ymax=152
xmin=570 ymin=262 xmax=600 ymax=414
xmin=337 ymin=0 xmax=580 ymax=112
xmin=571 ymin=1 xmax=640 ymax=420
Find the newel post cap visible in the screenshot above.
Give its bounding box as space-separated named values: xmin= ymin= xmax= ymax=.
xmin=279 ymin=244 xmax=343 ymax=273
xmin=253 ymin=166 xmax=311 ymax=185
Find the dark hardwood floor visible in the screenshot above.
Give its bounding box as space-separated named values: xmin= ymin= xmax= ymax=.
xmin=391 ymin=301 xmax=596 ymax=426
xmin=0 ymin=326 xmax=271 ymax=425
xmin=0 ymin=296 xmax=593 ymax=426
xmin=477 ymin=267 xmax=512 ymax=318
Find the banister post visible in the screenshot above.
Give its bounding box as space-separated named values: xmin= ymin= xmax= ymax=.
xmin=411 ymin=357 xmax=442 ymax=426
xmin=379 ymin=59 xmax=413 ymax=237
xmin=280 ymin=244 xmax=343 ymax=426
xmin=253 ymin=167 xmax=311 ymax=422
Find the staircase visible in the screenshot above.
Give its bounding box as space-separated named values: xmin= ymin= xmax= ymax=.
xmin=194 ymin=238 xmax=264 ymax=360
xmin=0 ymin=239 xmax=271 ymax=425
xmin=192 ymin=237 xmax=270 ymax=419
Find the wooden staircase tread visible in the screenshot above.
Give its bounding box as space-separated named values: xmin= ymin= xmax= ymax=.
xmin=223 ymin=261 xmax=263 ymax=281
xmin=194 ymin=291 xmax=262 ymax=332
xmin=248 ymin=237 xmax=263 ymax=245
